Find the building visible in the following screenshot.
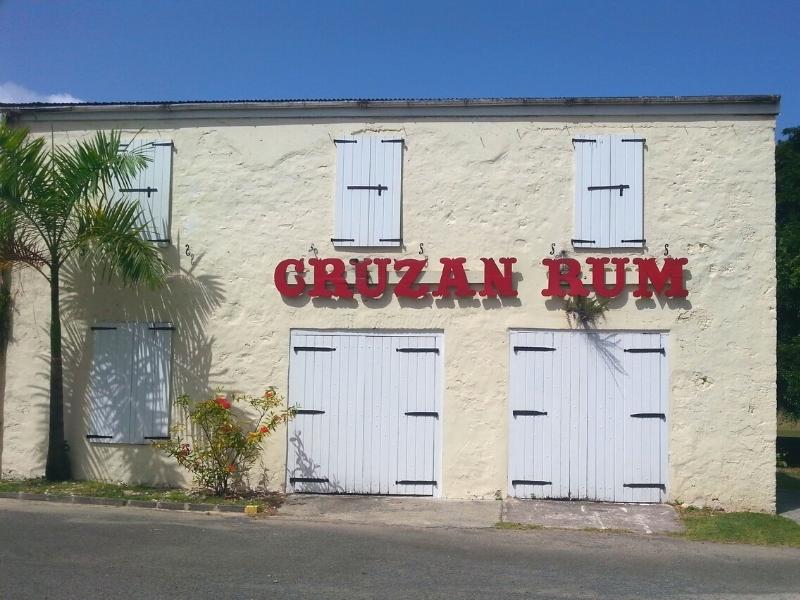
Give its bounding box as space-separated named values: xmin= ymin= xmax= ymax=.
xmin=0 ymin=96 xmax=779 ymax=511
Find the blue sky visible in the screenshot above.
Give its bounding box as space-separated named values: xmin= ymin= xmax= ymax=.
xmin=0 ymin=0 xmax=796 ymax=133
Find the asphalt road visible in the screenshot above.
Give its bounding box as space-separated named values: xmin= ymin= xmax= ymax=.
xmin=1 ymin=500 xmax=799 ymax=600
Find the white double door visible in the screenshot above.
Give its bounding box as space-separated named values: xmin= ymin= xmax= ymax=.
xmin=287 ymin=331 xmax=442 ymax=496
xmin=509 ymin=330 xmax=668 ymax=503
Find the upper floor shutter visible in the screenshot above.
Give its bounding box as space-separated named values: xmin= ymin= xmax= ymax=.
xmin=131 ymin=323 xmax=174 ymax=443
xmin=86 ymin=324 xmax=134 ymax=443
xmin=334 ymin=135 xmax=403 ymax=247
xmin=117 ymin=139 xmax=173 ymax=244
xmin=573 ymin=135 xmax=644 ymax=249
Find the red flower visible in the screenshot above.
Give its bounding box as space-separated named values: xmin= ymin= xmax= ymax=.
xmin=226 ymin=464 xmax=237 ymax=473
xmin=265 ymin=389 xmax=276 ymax=399
xmin=259 ymin=425 xmax=269 ymax=434
xmin=215 ymin=396 xmax=231 ymax=410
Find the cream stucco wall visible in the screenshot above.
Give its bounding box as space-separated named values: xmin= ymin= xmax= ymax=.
xmin=1 ymin=109 xmax=776 ymax=511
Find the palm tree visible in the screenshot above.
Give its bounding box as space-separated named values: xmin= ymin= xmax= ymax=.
xmin=0 ymin=124 xmax=169 ymax=480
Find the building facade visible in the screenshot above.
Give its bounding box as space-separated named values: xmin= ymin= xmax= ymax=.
xmin=0 ymin=96 xmax=779 ymax=511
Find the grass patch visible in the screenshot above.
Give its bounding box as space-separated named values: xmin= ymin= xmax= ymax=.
xmin=778 ymin=414 xmax=800 ymax=438
xmin=778 ymin=468 xmax=800 ymax=491
xmin=0 ymin=479 xmax=284 ymax=509
xmin=495 ymin=521 xmax=543 ymax=531
xmin=495 ymin=522 xmax=631 ymax=534
xmin=678 ymin=507 xmax=800 ymax=548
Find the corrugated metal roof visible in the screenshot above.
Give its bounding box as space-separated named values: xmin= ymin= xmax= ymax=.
xmin=0 ymin=95 xmax=780 ymax=108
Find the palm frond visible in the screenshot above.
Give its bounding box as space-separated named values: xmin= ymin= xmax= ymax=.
xmin=72 ymin=196 xmax=169 ymax=287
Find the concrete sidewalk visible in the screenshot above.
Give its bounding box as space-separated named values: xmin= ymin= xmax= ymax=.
xmin=778 ymin=490 xmax=800 ymax=524
xmin=276 ymin=494 xmax=684 ymax=534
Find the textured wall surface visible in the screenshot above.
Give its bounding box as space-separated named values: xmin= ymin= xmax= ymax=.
xmin=1 ymin=112 xmax=777 ymax=511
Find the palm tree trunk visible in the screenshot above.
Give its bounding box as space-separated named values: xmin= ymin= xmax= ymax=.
xmin=45 ymin=263 xmax=71 ymax=480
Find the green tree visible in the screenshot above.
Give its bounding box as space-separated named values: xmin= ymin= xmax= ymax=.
xmin=0 ymin=124 xmax=169 ymax=479
xmin=777 ymin=127 xmax=800 ymax=420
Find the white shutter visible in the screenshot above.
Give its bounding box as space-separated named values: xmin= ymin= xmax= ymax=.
xmin=622 ymin=332 xmax=668 ymax=502
xmin=610 ymin=135 xmax=645 ymax=248
xmin=394 ymin=335 xmax=440 ymax=496
xmin=372 ymin=138 xmax=403 ymax=247
xmin=118 ymin=140 xmax=173 ymax=243
xmin=86 ymin=324 xmax=134 ymax=443
xmin=131 ymin=323 xmax=173 ymax=443
xmin=574 ymin=135 xmax=644 ymax=249
xmin=287 ymin=332 xmax=342 ymax=493
xmin=333 ymin=135 xmax=402 ymax=247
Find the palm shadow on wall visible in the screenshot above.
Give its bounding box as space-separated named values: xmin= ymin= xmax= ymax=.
xmin=33 ymin=246 xmax=228 ymax=485
xmin=289 ymin=430 xmax=344 ymax=494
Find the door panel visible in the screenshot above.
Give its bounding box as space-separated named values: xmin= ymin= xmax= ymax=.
xmin=288 ymin=332 xmax=441 ymax=496
xmin=509 ymin=330 xmax=667 ymax=503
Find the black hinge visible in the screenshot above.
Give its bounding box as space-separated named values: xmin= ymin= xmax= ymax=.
xmin=571 ymin=239 xmax=596 ymax=244
xmin=120 ymin=186 xmax=158 ymax=197
xmin=293 ymin=346 xmax=336 ymax=353
xmin=290 ymin=477 xmax=330 ymax=484
xmin=624 ymin=483 xmax=666 ymax=490
xmin=588 ymin=184 xmax=630 ymax=196
xmin=379 ymin=238 xmax=402 ymax=242
xmin=630 ymin=413 xmax=666 ymax=419
xmin=296 ymin=409 xmax=326 ymax=415
xmin=512 ymin=480 xmax=552 ymax=486
xmin=513 ymin=346 xmax=556 ymax=353
xmin=91 ymin=326 xmax=117 ymax=331
xmin=347 ymin=184 xmax=389 ymax=196
xmin=381 ymin=138 xmax=404 ymax=143
xmin=620 ymin=239 xmax=646 ymax=244
xmin=621 ymin=138 xmax=646 ymax=143
xmin=152 ymin=142 xmax=174 ymax=147
xmin=333 ymin=139 xmax=357 ymax=144
xmin=624 ymin=348 xmax=665 ymax=355
xmin=572 ymin=139 xmax=596 ymax=143
xmin=148 ymin=325 xmax=175 ymax=331
xmin=146 ymin=239 xmax=171 ymax=244
xmin=397 ymin=348 xmax=439 ymax=354
xmin=143 ymin=436 xmax=170 ymax=440
xmin=396 ymin=480 xmax=437 ymax=486
xmin=512 ymin=410 xmax=548 ymax=417
xmin=405 ymin=411 xmax=439 ymax=417
xmin=331 ymin=238 xmax=356 ymax=243
xmin=86 ymin=434 xmax=113 ymax=439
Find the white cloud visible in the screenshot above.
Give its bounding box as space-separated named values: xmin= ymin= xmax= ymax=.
xmin=0 ymin=81 xmax=83 ymax=104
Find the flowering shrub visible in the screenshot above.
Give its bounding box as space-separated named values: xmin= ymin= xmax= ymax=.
xmin=157 ymin=388 xmax=295 ymax=496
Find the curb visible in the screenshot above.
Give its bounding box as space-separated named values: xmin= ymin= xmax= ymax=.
xmin=0 ymin=491 xmax=246 ymax=513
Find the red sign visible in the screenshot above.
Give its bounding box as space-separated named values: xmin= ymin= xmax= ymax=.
xmin=541 ymin=257 xmax=689 ymax=298
xmin=274 ymin=257 xmax=518 ymax=299
xmin=274 ymin=256 xmax=689 ymax=300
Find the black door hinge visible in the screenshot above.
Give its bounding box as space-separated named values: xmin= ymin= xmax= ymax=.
xmin=513 ymin=346 xmax=556 ymax=353
xmin=588 ymin=184 xmax=630 ymax=196
xmin=120 ymin=186 xmax=158 ymax=198
xmin=347 ymin=184 xmax=388 ymax=196
xmin=512 ymin=410 xmax=548 ymax=417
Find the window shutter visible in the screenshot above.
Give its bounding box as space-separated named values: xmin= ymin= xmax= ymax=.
xmin=86 ymin=324 xmax=134 ymax=443
xmin=334 ymin=135 xmax=402 ymax=247
xmin=372 ymin=138 xmax=403 ymax=247
xmin=131 ymin=323 xmax=174 ymax=443
xmin=573 ymin=135 xmax=610 ymax=247
xmin=117 ymin=140 xmax=173 ymax=244
xmin=610 ymin=135 xmax=644 ymax=248
xmin=574 ymin=135 xmax=644 ymax=248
